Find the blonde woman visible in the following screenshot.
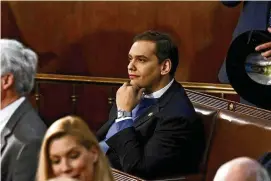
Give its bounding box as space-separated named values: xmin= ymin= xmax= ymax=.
xmin=37 ymin=116 xmax=114 ymax=181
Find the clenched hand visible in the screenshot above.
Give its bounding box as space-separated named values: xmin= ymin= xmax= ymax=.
xmin=116 ymin=82 xmax=145 ymax=112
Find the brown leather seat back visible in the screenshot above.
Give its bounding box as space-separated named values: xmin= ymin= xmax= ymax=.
xmin=193 ymin=103 xmax=218 ymax=173
xmin=205 ymin=110 xmax=271 ymax=181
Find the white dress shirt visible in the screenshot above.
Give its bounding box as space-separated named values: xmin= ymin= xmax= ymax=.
xmin=116 ymin=79 xmax=174 ymax=122
xmin=0 ymin=97 xmax=25 ymax=134
xmin=144 ymin=78 xmax=174 ymax=99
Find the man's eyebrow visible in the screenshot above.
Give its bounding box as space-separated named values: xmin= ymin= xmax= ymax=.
xmin=128 ymin=54 xmax=148 ymax=59
xmin=135 ymin=55 xmax=148 ymax=59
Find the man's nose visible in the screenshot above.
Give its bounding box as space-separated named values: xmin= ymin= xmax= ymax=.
xmin=128 ymin=60 xmax=136 ymax=71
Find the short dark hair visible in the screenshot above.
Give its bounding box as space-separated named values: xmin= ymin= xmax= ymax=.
xmin=133 ymin=30 xmax=179 ymax=76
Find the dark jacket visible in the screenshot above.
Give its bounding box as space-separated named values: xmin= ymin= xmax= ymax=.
xmin=97 ymin=81 xmax=205 ymax=179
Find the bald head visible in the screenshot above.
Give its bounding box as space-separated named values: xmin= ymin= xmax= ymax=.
xmin=214 ymin=157 xmax=270 ymax=181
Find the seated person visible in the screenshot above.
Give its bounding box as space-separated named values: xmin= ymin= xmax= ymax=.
xmin=97 ymin=30 xmax=205 ymax=179
xmin=214 ymin=157 xmax=270 ymax=181
xmin=0 ymin=39 xmax=47 ymax=181
xmin=36 ymin=116 xmax=114 ymax=181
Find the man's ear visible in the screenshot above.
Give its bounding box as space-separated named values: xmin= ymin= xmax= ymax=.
xmin=1 ymin=73 xmax=14 ymax=90
xmin=160 ymin=59 xmax=171 ymax=75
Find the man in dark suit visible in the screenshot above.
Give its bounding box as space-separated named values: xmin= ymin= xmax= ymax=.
xmin=0 ymin=39 xmax=47 ymax=181
xmin=97 ymin=31 xmax=205 ymax=179
xmin=218 ymin=1 xmax=271 ymax=106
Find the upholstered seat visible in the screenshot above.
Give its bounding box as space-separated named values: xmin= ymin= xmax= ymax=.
xmin=205 ymin=109 xmax=271 ymax=181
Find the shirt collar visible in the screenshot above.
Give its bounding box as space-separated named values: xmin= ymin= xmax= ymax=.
xmin=144 ymin=79 xmax=174 ymax=99
xmin=0 ymin=97 xmax=25 ymax=134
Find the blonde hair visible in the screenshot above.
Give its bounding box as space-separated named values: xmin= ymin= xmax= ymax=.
xmin=47 ymin=177 xmax=80 ymax=181
xmin=36 ymin=116 xmax=114 ymax=181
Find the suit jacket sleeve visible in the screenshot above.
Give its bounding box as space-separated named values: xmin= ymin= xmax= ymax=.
xmin=12 ymin=139 xmax=42 ymax=181
xmin=106 ymin=115 xmax=202 ymax=178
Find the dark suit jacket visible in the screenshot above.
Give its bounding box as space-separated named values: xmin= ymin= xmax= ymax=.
xmin=97 ymin=81 xmax=205 ymax=179
xmin=1 ymin=99 xmax=47 ymax=181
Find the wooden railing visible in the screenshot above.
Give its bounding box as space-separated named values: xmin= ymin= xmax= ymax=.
xmin=112 ymin=168 xmax=145 ymax=181
xmin=34 ymin=73 xmax=237 ymax=113
xmin=34 ymin=73 xmax=271 ymax=123
xmin=35 ymin=73 xmax=236 ymax=95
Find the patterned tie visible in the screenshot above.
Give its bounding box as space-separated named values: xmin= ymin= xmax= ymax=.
xmin=103 ymin=98 xmax=157 ymax=140
xmin=133 ymin=98 xmax=158 ymax=120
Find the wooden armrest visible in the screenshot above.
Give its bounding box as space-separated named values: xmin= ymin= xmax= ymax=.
xmin=112 ymin=168 xmax=145 ymax=181
xmin=111 ymin=168 xmax=204 ymax=181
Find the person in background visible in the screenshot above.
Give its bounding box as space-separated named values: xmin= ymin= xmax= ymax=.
xmin=36 ymin=116 xmax=114 ymax=181
xmin=213 ymin=157 xmax=270 ymax=181
xmin=218 ymin=1 xmax=271 ymax=106
xmin=97 ymin=30 xmax=205 ymax=179
xmin=0 ymin=39 xmax=47 ymax=181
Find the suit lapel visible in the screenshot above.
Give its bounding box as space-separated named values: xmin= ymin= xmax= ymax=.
xmin=1 ymin=126 xmax=11 ymax=154
xmin=1 ymin=99 xmax=32 ymax=153
xmin=96 ymin=119 xmax=115 ymax=140
xmin=133 ymin=80 xmax=180 ymax=128
xmin=133 ymin=104 xmax=159 ymax=128
xmin=96 ymin=103 xmax=117 ymax=140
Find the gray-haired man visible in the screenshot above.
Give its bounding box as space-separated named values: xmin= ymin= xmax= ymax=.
xmin=1 ymin=39 xmax=47 ymax=181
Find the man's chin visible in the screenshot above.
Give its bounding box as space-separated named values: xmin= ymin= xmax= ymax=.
xmin=130 ymin=80 xmax=138 ymax=86
xmin=130 ymin=80 xmax=145 ymax=88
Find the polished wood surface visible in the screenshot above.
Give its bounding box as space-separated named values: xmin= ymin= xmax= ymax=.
xmin=2 ymin=1 xmax=241 ymax=82
xmin=33 ymin=73 xmax=237 ymax=130
xmin=2 ymin=1 xmax=242 ymax=131
xmin=36 ymin=73 xmax=236 ymax=94
xmin=112 ymin=168 xmax=145 ymax=181
xmin=34 ymin=73 xmax=270 ymax=121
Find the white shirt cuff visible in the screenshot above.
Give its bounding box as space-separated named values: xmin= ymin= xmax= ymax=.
xmin=115 ymin=117 xmax=132 ymax=123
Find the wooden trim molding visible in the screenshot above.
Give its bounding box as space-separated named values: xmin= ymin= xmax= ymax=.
xmin=35 ymin=73 xmax=236 ymax=95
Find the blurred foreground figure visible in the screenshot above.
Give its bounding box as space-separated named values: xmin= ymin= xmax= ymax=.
xmin=36 ymin=116 xmax=114 ymax=181
xmin=214 ymin=157 xmax=270 ymax=181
